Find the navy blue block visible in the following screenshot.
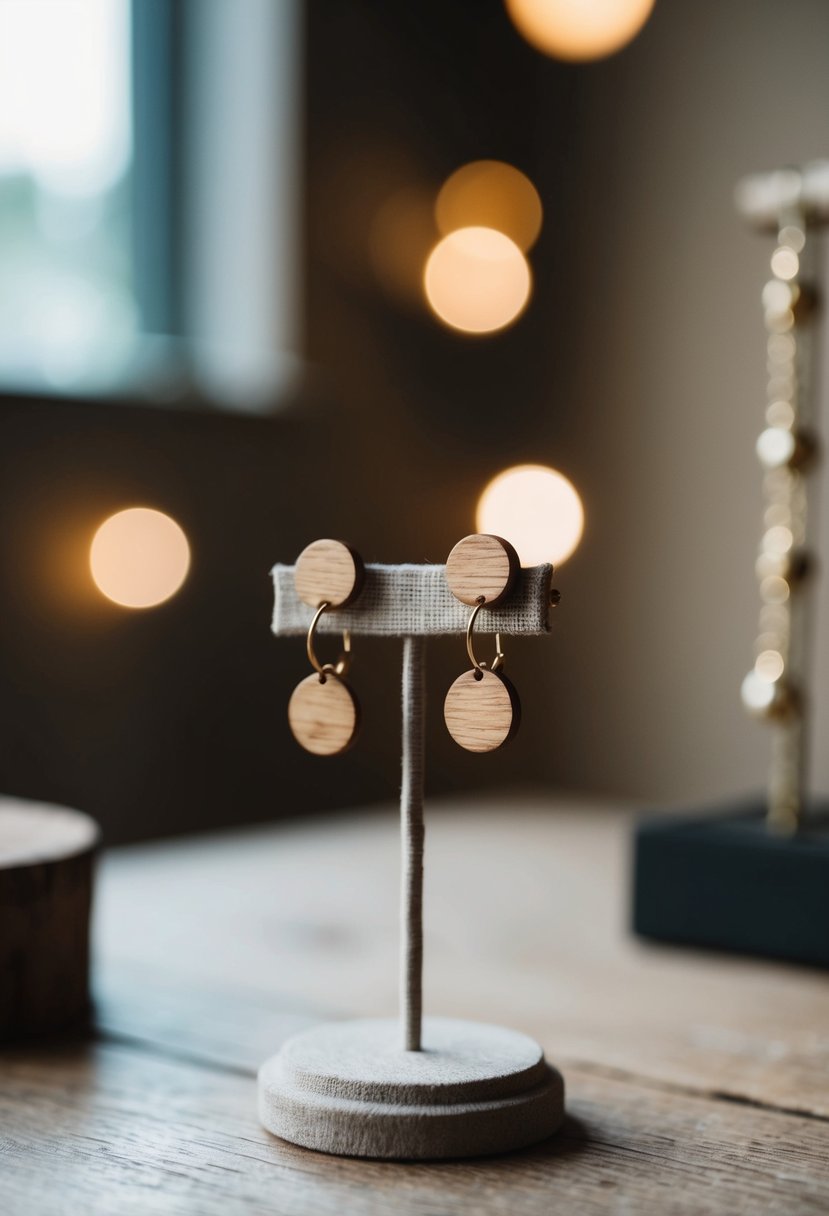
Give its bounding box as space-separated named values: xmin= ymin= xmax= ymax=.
xmin=632 ymin=799 xmax=829 ymax=968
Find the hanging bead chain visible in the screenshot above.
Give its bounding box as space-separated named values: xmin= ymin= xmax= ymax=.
xmin=740 ymin=204 xmax=820 ymax=833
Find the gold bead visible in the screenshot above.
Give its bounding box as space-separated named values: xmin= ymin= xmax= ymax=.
xmin=765 ymin=307 xmax=794 ymax=333
xmin=765 ymin=400 xmax=795 ymax=428
xmin=756 ymin=426 xmax=819 ymax=471
xmin=741 ymin=670 xmax=798 ymax=721
xmin=793 ymin=282 xmax=819 ymax=321
xmin=770 ymin=247 xmax=799 ymax=280
xmin=759 ymin=574 xmax=790 ymax=604
xmin=762 ymin=279 xmax=796 ymax=313
xmin=778 ymin=224 xmax=806 ymax=253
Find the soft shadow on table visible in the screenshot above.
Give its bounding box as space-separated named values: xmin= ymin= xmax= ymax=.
xmin=433 ymin=1114 xmax=591 ymax=1170
xmin=518 ymin=1113 xmax=590 ymax=1162
xmin=438 ymin=1113 xmax=591 ymax=1172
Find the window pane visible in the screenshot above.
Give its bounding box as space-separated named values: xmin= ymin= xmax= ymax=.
xmin=0 ymin=0 xmax=134 ymax=390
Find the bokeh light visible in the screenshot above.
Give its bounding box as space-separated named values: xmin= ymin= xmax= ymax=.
xmin=424 ymin=227 xmax=531 ymax=334
xmin=756 ymin=426 xmax=796 ymax=469
xmin=770 ymin=247 xmax=799 ymax=281
xmin=504 ymin=0 xmax=655 ymax=62
xmin=741 ymin=670 xmax=778 ymax=715
xmin=90 ymin=508 xmax=190 ymax=608
xmin=476 ymin=464 xmax=584 ymax=566
xmin=436 ymin=161 xmax=542 ymax=252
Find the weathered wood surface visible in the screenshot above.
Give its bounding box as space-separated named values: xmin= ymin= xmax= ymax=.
xmin=2 ymin=796 xmax=828 ymax=1213
xmin=2 ymin=1042 xmax=826 ymax=1216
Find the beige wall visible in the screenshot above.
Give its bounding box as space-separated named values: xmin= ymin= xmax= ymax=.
xmin=533 ymin=0 xmax=829 ymax=807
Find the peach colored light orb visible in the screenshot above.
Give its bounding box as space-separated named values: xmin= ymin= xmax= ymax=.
xmin=424 ymin=226 xmax=531 ymax=334
xmin=436 ymin=161 xmax=543 ymax=252
xmin=505 ymin=0 xmax=655 ymax=62
xmin=90 ymin=507 xmax=190 ymax=608
xmin=476 ymin=464 xmax=584 ymax=566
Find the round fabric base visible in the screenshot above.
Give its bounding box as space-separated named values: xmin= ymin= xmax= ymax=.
xmin=258 ymin=1016 xmax=564 ymax=1160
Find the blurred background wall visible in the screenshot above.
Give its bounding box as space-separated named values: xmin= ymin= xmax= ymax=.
xmin=1 ymin=0 xmax=828 ymax=843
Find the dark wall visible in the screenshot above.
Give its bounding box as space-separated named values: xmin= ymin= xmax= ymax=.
xmin=0 ymin=0 xmax=586 ymax=843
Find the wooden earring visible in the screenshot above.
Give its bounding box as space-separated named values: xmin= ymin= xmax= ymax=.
xmin=443 ymin=535 xmax=521 ymax=753
xmin=288 ymin=539 xmax=364 ymax=757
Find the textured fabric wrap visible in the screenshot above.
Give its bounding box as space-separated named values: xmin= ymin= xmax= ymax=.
xmin=271 ymin=562 xmax=553 ymax=637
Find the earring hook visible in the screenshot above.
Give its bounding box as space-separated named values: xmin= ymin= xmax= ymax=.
xmin=306 ymin=602 xmax=352 ymax=678
xmin=466 ymin=597 xmax=505 ymax=675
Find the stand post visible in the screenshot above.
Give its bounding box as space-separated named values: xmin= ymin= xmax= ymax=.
xmin=400 ymin=635 xmax=425 ymax=1051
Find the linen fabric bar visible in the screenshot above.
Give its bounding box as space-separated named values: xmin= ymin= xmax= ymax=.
xmin=271 ymin=562 xmax=554 ymax=637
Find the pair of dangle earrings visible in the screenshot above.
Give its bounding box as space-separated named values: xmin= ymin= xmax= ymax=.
xmin=288 ymin=533 xmax=522 ymax=757
xmin=288 ymin=539 xmax=364 ymax=757
xmin=443 ymin=534 xmax=521 ymax=754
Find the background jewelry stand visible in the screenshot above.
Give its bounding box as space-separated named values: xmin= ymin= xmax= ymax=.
xmin=633 ymin=160 xmax=829 ymax=968
xmin=259 ymin=561 xmax=564 ymax=1159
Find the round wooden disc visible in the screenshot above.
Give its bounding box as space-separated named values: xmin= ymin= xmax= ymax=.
xmin=445 ymin=534 xmax=519 ymax=606
xmin=444 ymin=668 xmax=520 ymax=753
xmin=294 ymin=539 xmax=364 ymax=608
xmin=288 ymin=672 xmax=360 ymax=756
xmin=258 ymin=1016 xmax=564 ymax=1159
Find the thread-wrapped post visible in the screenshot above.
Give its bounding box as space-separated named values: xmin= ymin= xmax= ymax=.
xmin=400 ymin=636 xmax=425 ymax=1050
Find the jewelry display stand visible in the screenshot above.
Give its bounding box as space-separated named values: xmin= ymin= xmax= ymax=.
xmin=633 ymin=161 xmax=829 ymax=968
xmin=258 ymin=561 xmax=565 ymax=1159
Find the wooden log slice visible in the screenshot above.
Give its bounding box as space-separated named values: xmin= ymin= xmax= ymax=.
xmin=0 ymin=799 xmax=99 ymax=1039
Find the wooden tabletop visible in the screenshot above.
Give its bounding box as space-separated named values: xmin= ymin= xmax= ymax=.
xmin=2 ymin=795 xmax=828 ymax=1214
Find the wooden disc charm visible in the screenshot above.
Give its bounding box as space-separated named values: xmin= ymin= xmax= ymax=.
xmin=445 ymin=534 xmax=519 ymax=607
xmin=444 ymin=668 xmax=521 ymax=753
xmin=288 ymin=672 xmax=360 ymax=756
xmin=294 ymin=539 xmax=364 ymax=608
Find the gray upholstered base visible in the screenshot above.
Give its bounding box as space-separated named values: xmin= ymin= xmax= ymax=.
xmin=258 ymin=1017 xmax=565 ymax=1160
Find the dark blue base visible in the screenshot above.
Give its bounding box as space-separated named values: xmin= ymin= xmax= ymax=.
xmin=632 ymin=798 xmax=829 ymax=968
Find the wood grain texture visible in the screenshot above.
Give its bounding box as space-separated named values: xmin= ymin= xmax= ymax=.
xmin=1 ymin=1042 xmax=827 ymax=1216
xmin=91 ymin=799 xmax=829 ymax=1117
xmin=3 ymin=796 xmax=828 ymax=1213
xmin=0 ymin=799 xmax=99 ymax=1039
xmin=288 ymin=673 xmax=360 ymax=756
xmin=444 ymin=669 xmax=520 ymax=751
xmin=294 ymin=540 xmax=364 ymax=609
xmin=445 ymin=534 xmax=519 ymax=606
xmin=272 ymin=563 xmax=554 ymax=637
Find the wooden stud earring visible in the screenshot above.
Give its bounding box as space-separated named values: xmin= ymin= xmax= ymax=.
xmin=443 ymin=534 xmax=521 ymax=753
xmin=288 ymin=539 xmax=364 ymax=756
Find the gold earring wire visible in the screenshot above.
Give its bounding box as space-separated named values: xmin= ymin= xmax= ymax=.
xmin=306 ymin=602 xmax=352 ymax=678
xmin=465 ymin=597 xmax=505 ymax=674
